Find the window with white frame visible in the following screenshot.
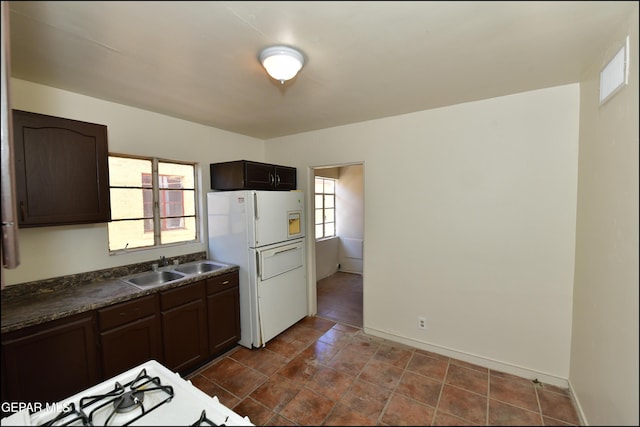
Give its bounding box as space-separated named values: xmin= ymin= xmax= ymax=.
xmin=315 ymin=177 xmax=336 ymax=239
xmin=108 ymin=154 xmax=197 ymax=251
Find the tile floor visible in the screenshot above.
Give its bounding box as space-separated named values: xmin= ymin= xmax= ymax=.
xmin=187 ymin=273 xmax=581 ymax=426
xmin=316 ymin=272 xmax=363 ymax=328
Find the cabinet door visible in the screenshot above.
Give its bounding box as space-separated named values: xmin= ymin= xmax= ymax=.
xmin=161 ymin=299 xmax=208 ymax=373
xmin=206 ymin=272 xmax=240 ymax=356
xmin=12 ymin=109 xmax=111 ymax=227
xmin=274 ymin=166 xmax=297 ymax=190
xmin=99 ymin=314 xmax=162 ymax=378
xmin=1 ymin=313 xmax=99 ymax=404
xmin=244 ymin=161 xmax=276 ymax=189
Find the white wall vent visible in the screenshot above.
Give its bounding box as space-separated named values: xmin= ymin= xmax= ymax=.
xmin=599 ymin=36 xmax=630 ymax=106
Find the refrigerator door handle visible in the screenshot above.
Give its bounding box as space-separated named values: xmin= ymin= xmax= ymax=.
xmin=253 ymin=192 xmax=259 ymax=220
xmin=256 ymin=251 xmax=260 ymax=278
xmin=274 ymin=246 xmax=297 ymax=256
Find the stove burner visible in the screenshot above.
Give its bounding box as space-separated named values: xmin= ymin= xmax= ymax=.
xmin=38 ymin=402 xmax=90 ymax=426
xmin=77 ymin=368 xmax=174 ymax=426
xmin=113 ymin=389 xmax=145 ymax=413
xmin=192 ymin=410 xmax=228 ymax=426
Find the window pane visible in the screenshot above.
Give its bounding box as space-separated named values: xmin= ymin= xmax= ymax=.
xmin=109 ymin=157 xmax=152 ymax=187
xmin=324 ymin=195 xmax=334 ymax=208
xmin=325 ymin=208 xmax=334 ymax=222
xmin=110 ymin=188 xmax=151 ymax=220
xmin=315 ymin=194 xmax=323 ymax=208
xmin=325 ymin=222 xmax=335 ymax=236
xmin=161 ymin=216 xmax=196 ymax=244
xmin=108 ymin=219 xmax=155 ymax=251
xmin=315 ymin=178 xmax=324 ymax=193
xmin=158 ymin=162 xmax=194 ymax=189
xmin=315 ymin=224 xmax=323 ymax=238
xmin=315 ymin=209 xmax=324 ymax=225
xmin=324 ymin=179 xmax=335 ymax=194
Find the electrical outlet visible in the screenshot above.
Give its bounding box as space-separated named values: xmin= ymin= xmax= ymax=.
xmin=418 ymin=316 xmax=426 ymax=330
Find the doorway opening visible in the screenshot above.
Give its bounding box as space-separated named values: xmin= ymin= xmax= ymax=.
xmin=312 ymin=163 xmax=364 ymax=328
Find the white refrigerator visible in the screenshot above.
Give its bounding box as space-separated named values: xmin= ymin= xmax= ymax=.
xmin=207 ymin=190 xmax=307 ymax=348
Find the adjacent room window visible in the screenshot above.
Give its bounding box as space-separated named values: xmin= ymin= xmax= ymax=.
xmin=108 ymin=154 xmax=197 ymax=252
xmin=315 ymin=177 xmax=336 ymax=239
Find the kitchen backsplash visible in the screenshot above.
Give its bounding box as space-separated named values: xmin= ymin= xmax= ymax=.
xmin=1 ymin=252 xmax=207 ymax=302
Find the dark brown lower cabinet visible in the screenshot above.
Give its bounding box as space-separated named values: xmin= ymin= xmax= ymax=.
xmin=97 ymin=295 xmax=162 ymax=378
xmin=206 ymin=272 xmax=240 ymax=355
xmin=160 ymin=281 xmax=208 ymax=373
xmin=1 ymin=312 xmax=99 ymax=404
xmin=0 ymin=270 xmax=241 ymax=405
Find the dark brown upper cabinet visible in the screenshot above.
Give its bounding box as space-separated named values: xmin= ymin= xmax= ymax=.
xmin=12 ymin=110 xmax=111 ymax=227
xmin=210 ymin=160 xmax=297 ymax=191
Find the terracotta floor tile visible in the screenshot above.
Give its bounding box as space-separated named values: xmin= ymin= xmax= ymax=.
xmin=489 ymin=399 xmax=544 ymax=426
xmin=276 ymin=351 xmax=322 ymax=384
xmin=490 ymin=374 xmax=539 ymax=412
xmin=446 ymin=364 xmax=488 ymax=396
xmin=340 ymin=379 xmax=392 ymax=419
xmin=298 ymin=339 xmax=340 ymax=364
xmin=188 ymin=374 xmax=240 ymax=408
xmin=264 ymin=334 xmax=309 ymax=359
xmin=200 ymin=357 xmax=268 ymax=398
xmin=264 ymin=413 xmax=297 ymax=426
xmin=325 ymin=347 xmax=371 ymax=376
xmin=438 ymin=384 xmax=488 ymax=425
xmin=306 ymin=365 xmax=355 ymax=402
xmin=450 ymin=359 xmax=489 ymax=374
xmin=537 ymin=389 xmax=580 ymax=425
xmin=542 ymin=415 xmax=578 ymax=426
xmin=249 ymin=374 xmax=303 ymax=412
xmin=395 ymin=370 xmax=443 ymax=407
xmin=323 ymin=402 xmax=378 ymax=426
xmin=381 ymin=393 xmax=436 ymax=426
xmin=373 ymin=343 xmax=414 ymax=369
xmin=433 ymin=410 xmax=482 ymax=426
xmin=359 ymin=358 xmax=404 ymax=389
xmin=279 ymin=388 xmax=335 ymax=425
xmin=407 ymin=351 xmax=450 ymax=381
xmin=318 ymin=327 xmax=353 ymax=348
xmin=232 ymin=396 xmax=274 ymax=426
xmin=297 ymin=315 xmax=336 ymax=333
xmin=230 ymin=346 xmax=289 ymax=376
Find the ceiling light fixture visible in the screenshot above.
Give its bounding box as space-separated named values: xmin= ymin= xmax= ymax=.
xmin=259 ymin=45 xmax=304 ymax=84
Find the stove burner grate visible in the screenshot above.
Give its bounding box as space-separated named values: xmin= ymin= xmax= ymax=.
xmin=78 ymin=368 xmax=174 ymax=426
xmin=191 ymin=410 xmax=228 ymax=426
xmin=37 ymin=402 xmax=90 ymax=426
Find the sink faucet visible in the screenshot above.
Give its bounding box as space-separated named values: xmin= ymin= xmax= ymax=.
xmin=160 ymin=256 xmax=168 ymax=267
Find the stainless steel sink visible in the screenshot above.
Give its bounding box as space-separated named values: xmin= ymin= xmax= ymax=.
xmin=173 ymin=261 xmax=228 ymax=275
xmin=121 ymin=270 xmax=187 ymax=289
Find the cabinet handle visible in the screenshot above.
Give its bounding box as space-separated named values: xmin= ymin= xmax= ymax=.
xmin=275 ymin=174 xmax=281 ymax=186
xmin=221 ymin=280 xmax=230 ymax=285
xmin=19 ymin=201 xmax=25 ymax=222
xmin=269 ymin=173 xmax=275 ymax=185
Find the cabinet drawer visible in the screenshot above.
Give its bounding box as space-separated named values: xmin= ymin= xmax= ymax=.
xmin=206 ymin=272 xmax=239 ymax=295
xmin=98 ymin=295 xmax=158 ymax=331
xmin=160 ymin=281 xmax=205 ymax=311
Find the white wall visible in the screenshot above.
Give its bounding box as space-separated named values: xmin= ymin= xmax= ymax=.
xmin=315 ymin=237 xmax=339 ymax=280
xmin=570 ymin=9 xmax=639 ymax=426
xmin=266 ymin=84 xmax=580 ymax=385
xmin=336 ymin=164 xmax=364 ymax=274
xmin=4 ymin=78 xmax=263 ymax=285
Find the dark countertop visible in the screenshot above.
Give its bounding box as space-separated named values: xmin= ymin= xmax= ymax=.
xmin=1 ymin=264 xmax=239 ymax=334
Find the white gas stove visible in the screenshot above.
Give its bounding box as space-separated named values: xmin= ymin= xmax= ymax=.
xmin=1 ymin=360 xmax=253 ymax=426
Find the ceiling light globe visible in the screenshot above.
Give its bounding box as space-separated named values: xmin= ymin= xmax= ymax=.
xmin=259 ymin=46 xmax=304 ymax=83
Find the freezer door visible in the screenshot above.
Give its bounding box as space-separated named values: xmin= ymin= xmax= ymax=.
xmin=250 ymin=191 xmax=305 ymax=247
xmin=256 ymin=240 xmax=307 ymax=346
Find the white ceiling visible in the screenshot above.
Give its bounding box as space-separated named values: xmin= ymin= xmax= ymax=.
xmin=7 ymin=1 xmax=637 ymax=139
